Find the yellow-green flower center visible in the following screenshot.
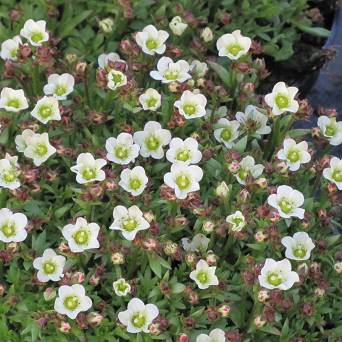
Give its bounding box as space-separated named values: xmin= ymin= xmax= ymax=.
xmin=332 ymin=169 xmax=342 ymax=182
xmin=279 ymin=199 xmax=293 ymax=214
xmin=146 ymin=39 xmax=157 ymax=50
xmin=115 ymin=146 xmax=129 ymax=160
xmin=82 ymin=167 xmax=96 ymax=180
xmin=31 ymin=32 xmax=44 ymax=43
xmin=275 ymin=94 xmax=289 ymax=109
xmin=73 ymin=229 xmax=90 ymax=245
xmin=175 ymin=174 xmax=190 ymax=190
xmin=267 ymin=272 xmax=282 ymax=286
xmin=183 ymin=104 xmax=196 ymax=116
xmin=164 ymin=70 xmax=179 ymax=81
xmin=10 ymin=48 xmax=18 ymax=58
xmin=55 ymin=85 xmax=67 ymax=97
xmin=64 ymin=295 xmax=80 ymax=310
xmin=129 ymin=177 xmax=142 ymax=190
xmin=39 ymin=105 xmax=53 ymax=119
xmin=227 ymin=43 xmax=243 ymax=56
xmin=293 ymin=245 xmax=307 ymax=258
xmin=220 ymin=128 xmax=232 ymax=141
xmin=325 ymin=124 xmax=336 ymax=137
xmin=112 ymin=72 xmax=123 ymax=84
xmin=146 ymin=97 xmax=157 ymax=108
xmin=122 ymin=217 xmax=138 ymax=232
xmin=131 ymin=312 xmax=146 ymax=328
xmin=145 ymin=135 xmax=160 ymax=151
xmin=232 ymin=217 xmax=243 ymax=226
xmin=7 ymin=98 xmax=20 ymax=108
xmin=176 ymin=149 xmax=190 ymax=162
xmin=287 ymin=149 xmax=300 ymax=163
xmin=35 ymin=143 xmax=48 ymax=157
xmin=238 ymin=168 xmax=249 ymax=180
xmin=3 ymin=170 xmax=16 ymax=183
xmin=197 ymin=270 xmax=208 ymax=284
xmin=116 ymin=281 xmax=129 ymax=293
xmin=1 ymin=222 xmax=15 ymax=237
xmin=43 ymin=261 xmax=56 ymax=274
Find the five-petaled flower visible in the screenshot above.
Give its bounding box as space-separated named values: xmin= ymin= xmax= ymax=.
xmin=119 ymin=166 xmax=148 ymax=196
xmin=216 ymin=30 xmax=251 ymax=60
xmin=323 ymin=156 xmax=342 ymax=190
xmin=135 ymin=24 xmax=169 ymax=55
xmin=174 ymin=90 xmax=207 ymax=119
xmin=190 ymin=259 xmax=219 ymax=289
xmin=281 ymin=232 xmax=315 ymax=261
xmin=150 ymin=57 xmax=191 ymax=83
xmin=0 ymin=208 xmax=27 ymax=243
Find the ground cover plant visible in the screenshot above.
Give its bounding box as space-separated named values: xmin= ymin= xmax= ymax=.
xmin=0 ymin=1 xmax=341 ymax=342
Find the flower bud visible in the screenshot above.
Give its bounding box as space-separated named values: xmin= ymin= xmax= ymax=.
xmin=178 ymin=334 xmax=189 ymax=342
xmin=255 ymin=177 xmax=268 ymax=189
xmin=99 ymin=18 xmax=114 ymax=33
xmin=201 ymin=27 xmax=214 ymax=42
xmin=334 ymin=261 xmax=342 ymax=273
xmin=257 ymin=290 xmax=270 ymax=303
xmin=215 ymin=181 xmax=229 ymax=198
xmin=144 ymin=211 xmax=155 ymax=223
xmin=43 ymin=287 xmax=56 ymax=301
xmin=202 ymin=220 xmax=215 ymax=233
xmin=314 ymin=288 xmax=325 ymax=297
xmin=111 ymin=252 xmax=125 ymax=265
xmin=255 ymin=230 xmax=267 ymax=242
xmin=58 ymin=321 xmax=71 ymax=333
xmin=0 ymin=283 xmax=5 ymax=297
xmin=254 ymin=315 xmax=266 ymax=328
xmin=164 ymin=241 xmax=178 ymax=256
xmin=149 ymin=322 xmax=161 ymax=335
xmin=206 ymin=252 xmax=218 ymax=266
xmin=218 ymin=303 xmax=231 ymax=317
xmin=70 ymin=271 xmax=85 ymax=284
xmin=86 ymin=312 xmax=104 ymax=326
xmin=169 ymin=16 xmax=188 ymax=36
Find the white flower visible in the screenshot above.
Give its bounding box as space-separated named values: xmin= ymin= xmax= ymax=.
xmin=190 ymin=60 xmax=208 ymax=78
xmin=70 ymin=153 xmax=106 ymax=184
xmin=0 ymin=88 xmax=28 ymax=112
xmin=166 ymin=137 xmax=202 ymax=165
xmin=235 ymin=105 xmax=271 ymax=135
xmin=277 ymin=138 xmax=311 ymax=171
xmin=0 ymin=154 xmax=21 ymax=189
xmin=0 ymin=208 xmax=27 ymax=243
xmin=181 ymin=233 xmax=210 ymax=252
xmin=234 ymin=156 xmax=264 ymax=185
xmin=33 ymin=248 xmax=66 ymax=282
xmin=317 ymin=116 xmax=342 ymax=146
xmin=54 ymin=284 xmax=92 ymax=319
xmin=196 ymin=328 xmax=226 ymax=342
xmin=105 ymin=133 xmax=140 ymax=165
xmin=164 ymin=162 xmax=203 ymax=199
xmin=118 ymin=297 xmax=159 ymax=334
xmin=113 ymin=278 xmax=131 ymax=296
xmin=139 ymin=88 xmax=161 ymax=111
xmin=0 ymin=36 xmax=22 ymax=61
xmin=107 ymin=69 xmax=127 ymax=90
xmin=43 ymin=73 xmax=75 ymax=100
xmin=15 ymin=129 xmax=35 ymax=153
xmin=20 ymin=19 xmax=49 ymax=46
xmin=169 ymin=17 xmax=188 ymax=36
xmin=62 ymin=217 xmax=100 ymax=253
xmin=119 ymin=166 xmax=148 ymax=196
xmin=110 ymin=205 xmax=150 ymax=241
xmin=264 ymin=82 xmax=299 ymax=116
xmin=98 ymin=52 xmax=126 ymax=69
xmin=216 ymin=30 xmax=251 ymax=60
xmin=31 ymin=96 xmax=61 ymax=124
xmin=135 ymin=24 xmax=169 ymax=55
xmin=133 ymin=121 xmax=171 ymax=159
xmin=214 ymin=118 xmax=240 ymax=148
xmin=258 ymin=258 xmax=299 ymax=290
xmin=99 ymin=18 xmax=114 ymax=33
xmin=215 ymin=181 xmax=229 ymax=198
xmin=174 ymin=90 xmax=207 ymax=119
xmin=281 ymin=232 xmax=315 ymax=261
xmin=23 ymin=132 xmax=56 ymax=166
xmin=323 ymin=157 xmax=342 ymax=190
xmin=150 ymin=57 xmax=191 ymax=83
xmin=267 ymin=185 xmax=305 ymax=219
xmin=226 ymin=210 xmax=245 ymax=232
xmin=190 ymin=259 xmax=219 ymax=289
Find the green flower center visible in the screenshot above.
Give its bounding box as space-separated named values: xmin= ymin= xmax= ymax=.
xmin=3 ymin=170 xmax=16 ymax=183
xmin=64 ymin=295 xmax=80 ymax=310
xmin=293 ymin=245 xmax=307 ymax=258
xmin=287 ymin=149 xmax=300 ymax=163
xmin=275 ymin=94 xmax=289 ymax=109
xmin=183 ymin=104 xmax=196 ymax=116
xmin=146 ymin=97 xmax=157 ymax=108
xmin=332 ymin=169 xmax=342 ymax=182
xmin=176 ymin=149 xmax=190 ymax=162
xmin=220 ymin=128 xmax=232 ymax=141
xmin=55 ymin=85 xmax=67 ymax=97
xmin=129 ymin=177 xmax=142 ymax=190
xmin=175 ymin=174 xmax=190 ymax=190
xmin=131 ymin=312 xmax=146 ymax=328
xmin=145 ymin=135 xmax=160 ymax=151
xmin=267 ymin=272 xmax=282 ymax=286
xmin=325 ymin=124 xmax=336 ymax=137
xmin=82 ymin=167 xmax=96 ymax=180
xmin=122 ymin=217 xmax=138 ymax=232
xmin=112 ymin=72 xmax=123 ymax=84
xmin=116 ymin=281 xmax=129 ymax=292
xmin=31 ymin=32 xmax=44 ymax=43
xmin=38 ymin=105 xmax=53 ymax=119
xmin=115 ymin=146 xmax=129 ymax=160
xmin=232 ymin=217 xmax=243 ymax=226
xmin=35 ymin=144 xmax=48 ymax=157
xmin=146 ymin=39 xmax=157 ymax=50
xmin=7 ymin=98 xmax=20 ymax=108
xmin=238 ymin=168 xmax=249 ymax=180
xmin=279 ymin=199 xmax=293 ymax=214
xmin=73 ymin=229 xmax=90 ymax=245
xmin=10 ymin=48 xmax=18 ymax=58
xmin=1 ymin=222 xmax=15 ymax=237
xmin=197 ymin=270 xmax=208 ymax=284
xmin=43 ymin=261 xmax=56 ymax=274
xmin=227 ymin=43 xmax=243 ymax=56
xmin=164 ymin=69 xmax=179 ymax=81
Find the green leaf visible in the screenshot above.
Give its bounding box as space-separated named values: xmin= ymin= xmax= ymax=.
xmin=235 ymin=135 xmax=248 ymax=153
xmin=32 ymin=230 xmax=47 ymax=254
xmin=148 ymin=254 xmax=162 ymax=278
xmin=59 ymin=10 xmax=93 ymax=38
xmin=287 ymin=129 xmax=310 ymax=138
xmin=208 ymin=62 xmax=231 ymax=88
xmin=296 ymin=24 xmax=330 ymax=38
